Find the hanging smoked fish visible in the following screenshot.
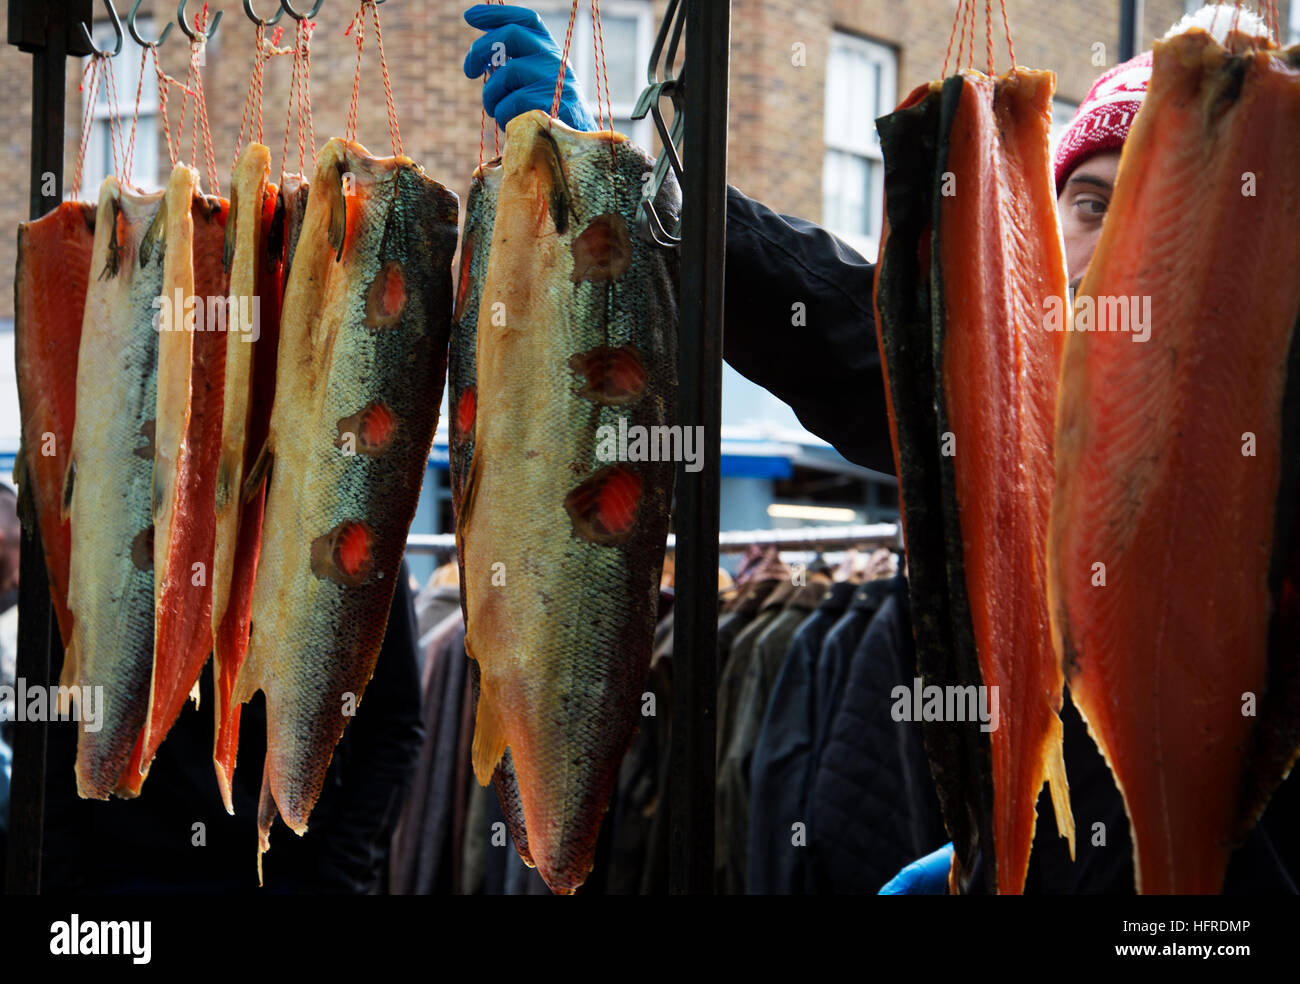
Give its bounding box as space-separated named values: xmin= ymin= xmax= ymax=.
xmin=234 ymin=138 xmax=459 ymax=878
xmin=1049 ymin=26 xmax=1300 ymax=894
xmin=210 ymin=144 xmax=294 ymax=811
xmin=448 ymin=158 xmax=542 ymax=871
xmin=117 ymin=164 xmax=230 ymax=795
xmin=874 ymin=66 xmax=1075 ymax=893
xmin=457 ymin=110 xmax=681 ymax=894
xmin=62 ymin=177 xmax=166 ymax=799
xmin=14 ymin=200 xmax=97 ymax=651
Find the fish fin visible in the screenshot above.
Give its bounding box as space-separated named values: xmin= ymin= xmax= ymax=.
xmin=256 ymin=766 xmax=277 ymax=887
xmin=534 ymin=123 xmax=574 ymax=234
xmin=241 ymin=442 xmax=272 ymax=504
xmin=327 ymin=158 xmax=347 ymax=261
xmin=222 ymin=183 xmax=238 ymax=271
xmin=57 ymin=636 xmax=79 ymax=697
xmin=139 ymin=194 xmax=166 ymax=268
xmin=1045 ymin=727 xmax=1076 ymax=860
xmin=470 ymin=670 xmax=510 ymax=786
xmin=59 ymin=454 xmax=75 ymax=523
xmin=13 ymin=446 xmax=36 ymax=535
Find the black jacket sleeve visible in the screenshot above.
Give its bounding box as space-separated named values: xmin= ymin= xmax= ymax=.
xmin=723 ymin=186 xmax=894 ymax=476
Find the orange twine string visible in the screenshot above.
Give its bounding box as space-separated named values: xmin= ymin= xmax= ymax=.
xmin=72 ymin=55 xmax=103 ymax=196
xmin=943 ymin=0 xmax=963 ymax=77
xmin=985 ymin=0 xmax=993 ymax=74
xmin=121 ymin=45 xmax=149 ymax=184
xmin=235 ymin=24 xmax=290 ymax=168
xmin=479 ymin=0 xmax=505 ymax=169
xmin=345 ymin=0 xmax=403 ymax=157
xmin=100 ymin=50 xmax=129 ymax=184
xmin=280 ymin=18 xmax=316 ymax=184
xmin=999 ymin=0 xmax=1016 ymax=67
xmin=550 ymin=1 xmax=579 ymax=120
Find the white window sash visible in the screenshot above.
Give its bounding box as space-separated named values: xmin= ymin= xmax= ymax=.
xmin=824 ymin=33 xmax=895 ymax=162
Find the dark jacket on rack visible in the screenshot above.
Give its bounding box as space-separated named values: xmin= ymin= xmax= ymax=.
xmin=807 ymin=578 xmax=945 ymax=893
xmin=40 ymin=562 xmax=423 ymax=894
xmin=715 ymin=576 xmax=829 ymax=894
xmin=812 ymin=577 xmax=895 ymax=762
xmin=747 ymin=579 xmax=857 ymax=894
xmin=389 ymin=609 xmax=469 ymax=894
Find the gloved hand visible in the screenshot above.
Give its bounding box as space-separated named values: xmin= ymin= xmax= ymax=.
xmin=463 ymin=4 xmax=598 ymax=133
xmin=878 ymin=842 xmax=954 ymax=895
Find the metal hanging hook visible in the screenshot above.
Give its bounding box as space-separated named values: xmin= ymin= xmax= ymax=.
xmin=81 ymin=0 xmax=125 ymax=58
xmin=243 ymin=0 xmax=285 ymax=26
xmin=177 ymin=0 xmax=224 ymax=41
xmin=128 ymin=0 xmax=174 ymax=47
xmin=280 ymin=0 xmax=325 ymax=19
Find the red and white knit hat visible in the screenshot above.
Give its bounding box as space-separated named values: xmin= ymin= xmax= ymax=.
xmin=1052 ymin=51 xmax=1152 ymax=192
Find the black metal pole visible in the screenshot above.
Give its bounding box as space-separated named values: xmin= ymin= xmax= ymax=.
xmin=669 ymin=0 xmax=729 ymax=895
xmin=5 ymin=0 xmax=90 ymax=895
xmin=1119 ymin=0 xmax=1139 ymax=61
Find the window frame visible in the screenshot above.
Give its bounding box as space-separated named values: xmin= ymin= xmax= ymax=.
xmin=821 ymin=31 xmax=897 ymax=259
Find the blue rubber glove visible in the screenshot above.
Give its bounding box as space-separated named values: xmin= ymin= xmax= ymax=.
xmin=878 ymin=842 xmax=954 ymax=894
xmin=463 ymin=4 xmax=598 ymax=133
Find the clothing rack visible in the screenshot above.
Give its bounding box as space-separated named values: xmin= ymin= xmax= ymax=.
xmin=408 ymin=523 xmax=902 ymax=557
xmin=3 ymin=0 xmax=734 ymax=896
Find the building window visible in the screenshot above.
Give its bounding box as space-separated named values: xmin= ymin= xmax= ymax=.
xmin=822 ymin=32 xmax=896 ymax=260
xmin=80 ymin=21 xmax=159 ymax=200
xmin=533 ymin=2 xmax=654 ymax=147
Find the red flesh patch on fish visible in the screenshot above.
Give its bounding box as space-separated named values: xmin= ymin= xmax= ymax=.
xmin=564 ymin=464 xmax=642 ymax=543
xmin=570 ymin=213 xmax=632 ymax=283
xmin=568 ymin=345 xmax=646 ymax=405
xmin=455 ymin=387 xmax=476 ymax=439
xmin=365 ymin=260 xmax=407 ymax=329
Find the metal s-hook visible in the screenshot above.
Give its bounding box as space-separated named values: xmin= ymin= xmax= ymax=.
xmin=280 ymin=0 xmax=326 ymax=19
xmin=244 ymin=0 xmax=286 ymax=26
xmin=177 ymin=0 xmax=224 ymax=41
xmin=80 ymin=0 xmax=125 ymax=58
xmin=128 ymin=0 xmax=174 ymax=47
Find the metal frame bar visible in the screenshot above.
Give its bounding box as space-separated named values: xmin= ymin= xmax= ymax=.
xmin=6 ymin=0 xmax=94 ymax=896
xmin=668 ymin=0 xmax=730 ymax=895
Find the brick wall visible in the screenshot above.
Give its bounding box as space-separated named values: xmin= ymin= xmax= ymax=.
xmin=0 ymin=0 xmax=1292 ymax=317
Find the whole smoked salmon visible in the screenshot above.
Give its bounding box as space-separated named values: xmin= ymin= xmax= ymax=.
xmin=1049 ymin=28 xmax=1300 ymax=894
xmin=63 ymin=178 xmax=165 ymax=799
xmin=235 ymin=138 xmax=458 ymax=876
xmin=875 ymin=68 xmax=1074 ymax=894
xmin=14 ymin=200 xmax=96 ymax=650
xmin=448 ymin=160 xmax=540 ymax=868
xmin=211 ymin=144 xmax=286 ymax=812
xmin=125 ymin=165 xmax=230 ymax=794
xmin=458 ymin=111 xmax=680 ymax=894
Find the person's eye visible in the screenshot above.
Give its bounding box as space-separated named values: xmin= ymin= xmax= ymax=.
xmin=1073 ymin=195 xmax=1108 ymax=218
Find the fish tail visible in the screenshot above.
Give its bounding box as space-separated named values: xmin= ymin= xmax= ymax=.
xmin=470 ymin=668 xmax=510 ymax=787
xmin=256 ymin=765 xmax=277 ymax=887
xmin=57 ymin=636 xmax=79 ymax=695
xmin=1044 ymin=717 xmax=1076 ymax=860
